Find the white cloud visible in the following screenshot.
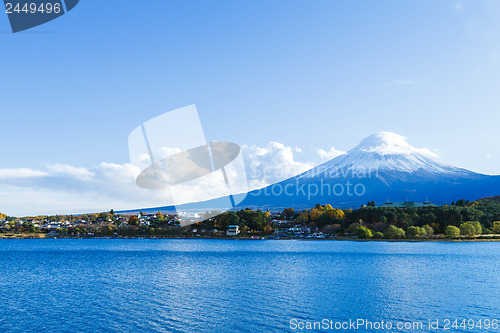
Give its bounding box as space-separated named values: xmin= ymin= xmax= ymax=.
xmin=0 ymin=142 xmax=316 ymax=216
xmin=242 ymin=142 xmax=314 ymax=190
xmin=47 ymin=164 xmax=94 ymax=180
xmin=317 ymin=147 xmax=346 ymax=160
xmin=0 ymin=162 xmax=167 ymax=216
xmin=0 ymin=168 xmax=48 ymax=179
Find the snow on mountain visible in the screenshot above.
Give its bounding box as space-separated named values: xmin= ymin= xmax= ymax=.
xmin=355 ymin=132 xmax=437 ymax=157
xmin=300 ymin=132 xmax=473 ymax=177
xmin=144 ymin=132 xmax=500 ymax=212
xmin=236 ymin=131 xmax=497 ymax=209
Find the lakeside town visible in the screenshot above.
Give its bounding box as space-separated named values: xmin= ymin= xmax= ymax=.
xmin=1 ymin=196 xmax=500 ymax=241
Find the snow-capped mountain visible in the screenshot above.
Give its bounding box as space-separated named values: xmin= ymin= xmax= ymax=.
xmin=136 ymin=132 xmax=500 ymax=213
xmin=318 ymin=132 xmax=463 ymax=174
xmin=296 ymin=132 xmax=475 ymax=182
xmin=238 ymin=132 xmax=499 ymax=209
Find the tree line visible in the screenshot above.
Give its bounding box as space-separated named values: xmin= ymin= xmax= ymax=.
xmin=2 ymin=197 xmax=500 ymax=239
xmin=201 ymin=198 xmax=500 ymax=239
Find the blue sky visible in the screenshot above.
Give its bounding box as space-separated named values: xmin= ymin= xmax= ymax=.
xmin=0 ymin=0 xmax=500 ymax=215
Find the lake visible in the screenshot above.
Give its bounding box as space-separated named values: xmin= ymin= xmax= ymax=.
xmin=0 ymin=239 xmax=498 ymax=332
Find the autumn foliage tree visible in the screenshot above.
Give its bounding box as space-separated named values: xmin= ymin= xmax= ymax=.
xmin=128 ymin=215 xmax=139 ymax=225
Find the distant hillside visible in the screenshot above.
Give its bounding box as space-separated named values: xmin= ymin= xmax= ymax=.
xmin=476 ymin=195 xmax=500 ymax=203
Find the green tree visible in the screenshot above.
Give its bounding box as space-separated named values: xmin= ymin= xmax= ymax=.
xmin=240 ymin=225 xmax=249 ymax=234
xmin=295 ymin=211 xmax=309 ymax=225
xmin=22 ymin=222 xmax=35 ymax=233
xmin=218 ymin=211 xmax=240 ymax=229
xmin=384 ymin=225 xmax=405 ymax=239
xmin=237 ymin=209 xmax=266 ymax=231
xmin=460 ymin=222 xmax=478 ymax=236
xmin=445 ymin=225 xmax=461 ymax=238
xmin=283 ymin=208 xmax=295 ymax=220
xmin=372 ymin=231 xmax=384 ymax=239
xmin=354 ymin=226 xmax=373 ymax=239
xmin=492 ymin=221 xmax=500 ymax=234
xmin=102 ymin=226 xmax=114 ymax=235
xmin=406 ymin=226 xmax=420 ymax=239
xmin=472 ymin=221 xmax=482 ymax=235
xmin=422 ymin=225 xmax=434 ymax=237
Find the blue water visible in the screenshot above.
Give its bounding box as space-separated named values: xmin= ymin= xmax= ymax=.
xmin=0 ymin=240 xmax=498 ymax=332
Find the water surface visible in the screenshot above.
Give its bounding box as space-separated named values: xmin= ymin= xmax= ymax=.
xmin=0 ymin=239 xmax=498 ymax=332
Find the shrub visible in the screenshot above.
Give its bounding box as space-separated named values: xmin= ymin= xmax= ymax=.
xmin=372 ymin=231 xmax=384 ymax=239
xmin=406 ymin=226 xmax=420 ymax=239
xmin=445 ymin=225 xmax=461 ymax=238
xmin=384 ymin=225 xmax=405 ymax=239
xmin=460 ymin=221 xmax=481 ymax=236
xmin=354 ymin=226 xmax=373 ymax=239
xmin=492 ymin=221 xmax=500 ymax=234
xmin=472 ymin=221 xmax=482 ymax=235
xmin=422 ymin=225 xmax=434 ymax=237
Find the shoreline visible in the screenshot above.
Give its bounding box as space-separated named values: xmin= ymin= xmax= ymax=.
xmin=0 ymin=234 xmax=499 ymax=242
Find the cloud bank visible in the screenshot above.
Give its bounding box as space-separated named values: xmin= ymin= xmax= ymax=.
xmin=0 ymin=142 xmax=328 ymax=216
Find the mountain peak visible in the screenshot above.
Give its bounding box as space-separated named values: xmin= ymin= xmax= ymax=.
xmin=354 ymin=132 xmax=437 ymax=157
xmin=313 ymin=132 xmax=470 ymax=175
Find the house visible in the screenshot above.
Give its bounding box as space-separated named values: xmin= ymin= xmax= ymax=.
xmin=288 ymin=225 xmax=311 ymax=234
xmin=226 ymin=225 xmax=240 ymax=236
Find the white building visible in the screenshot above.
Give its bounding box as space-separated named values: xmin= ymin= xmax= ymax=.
xmin=226 ymin=225 xmax=240 ymax=236
xmin=178 ymin=212 xmax=201 ymax=219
